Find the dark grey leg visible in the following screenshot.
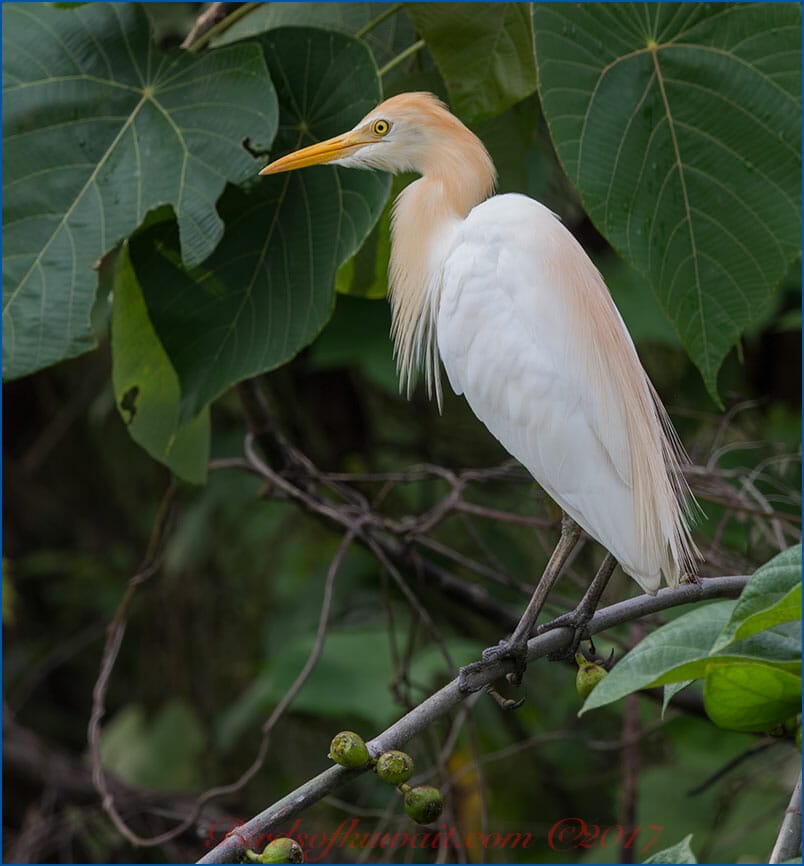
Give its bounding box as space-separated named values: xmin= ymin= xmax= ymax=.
xmin=458 ymin=514 xmax=582 ymax=692
xmin=536 ymin=553 xmax=618 ymax=659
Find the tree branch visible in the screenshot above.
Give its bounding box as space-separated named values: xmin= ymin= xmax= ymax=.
xmin=197 ymin=575 xmax=748 ymax=864
xmin=181 ymin=3 xmax=257 ymax=53
xmin=769 ymin=769 xmax=802 ymax=864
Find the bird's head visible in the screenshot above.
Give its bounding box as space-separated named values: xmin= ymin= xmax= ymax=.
xmin=260 ymin=92 xmax=487 ymax=178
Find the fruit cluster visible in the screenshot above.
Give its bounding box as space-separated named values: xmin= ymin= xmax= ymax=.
xmin=329 ymin=731 xmax=443 ymax=825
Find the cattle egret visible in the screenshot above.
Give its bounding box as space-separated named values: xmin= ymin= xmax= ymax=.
xmin=260 ymin=92 xmax=700 ymax=687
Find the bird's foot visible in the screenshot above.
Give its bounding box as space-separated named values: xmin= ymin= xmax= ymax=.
xmin=536 ymin=610 xmax=595 ymax=661
xmin=458 ymin=639 xmax=529 ymax=696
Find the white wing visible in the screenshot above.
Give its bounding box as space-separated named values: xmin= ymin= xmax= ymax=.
xmin=437 ymin=194 xmax=696 ymax=593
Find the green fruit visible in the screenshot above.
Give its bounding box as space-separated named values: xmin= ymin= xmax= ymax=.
xmin=245 ymin=838 xmax=303 ymax=864
xmin=575 ymin=652 xmax=608 ymax=700
xmin=328 ymin=731 xmax=370 ymax=768
xmin=376 ymin=750 xmax=414 ymax=786
xmin=404 ymin=785 xmax=443 ymax=825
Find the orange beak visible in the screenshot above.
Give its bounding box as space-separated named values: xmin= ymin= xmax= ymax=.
xmin=259 ymin=131 xmax=368 ymax=175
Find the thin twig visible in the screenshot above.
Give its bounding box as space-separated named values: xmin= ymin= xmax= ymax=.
xmin=367 ymin=535 xmax=455 ymax=671
xmin=355 ymin=3 xmax=403 ymax=39
xmin=379 ymin=39 xmax=426 ymax=77
xmin=182 ymin=2 xmax=258 ymax=53
xmin=687 ymin=739 xmax=778 ymax=796
xmin=88 ymin=485 xmax=179 ymax=847
xmin=769 ymin=769 xmax=802 ymax=864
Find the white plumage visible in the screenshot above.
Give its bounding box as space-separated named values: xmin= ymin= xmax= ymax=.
xmin=438 ymin=193 xmax=692 ymax=591
xmin=260 ymin=92 xmax=700 ymax=597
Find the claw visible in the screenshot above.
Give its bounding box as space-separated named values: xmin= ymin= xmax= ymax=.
xmin=487 ymin=685 xmax=526 ymax=710
xmin=458 ymin=639 xmax=529 ymax=694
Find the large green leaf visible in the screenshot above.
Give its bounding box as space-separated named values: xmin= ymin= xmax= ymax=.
xmin=132 ymin=28 xmax=391 ymax=418
xmin=581 ymin=602 xmax=801 ymax=713
xmin=406 ymin=3 xmax=538 ymax=123
xmin=2 ymin=2 xmax=276 ymax=380
xmin=712 ymin=544 xmax=802 ymax=651
xmin=111 ymin=226 xmax=209 ymax=484
xmin=211 ymin=2 xmax=417 ymax=72
xmin=703 ymin=661 xmax=801 ymax=733
xmin=533 ymin=3 xmax=801 ymax=400
xmin=335 ymin=173 xmax=405 ymax=301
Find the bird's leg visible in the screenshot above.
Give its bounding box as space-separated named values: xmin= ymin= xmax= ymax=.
xmin=458 ymin=515 xmax=582 ymax=693
xmin=536 ymin=553 xmax=618 ymax=660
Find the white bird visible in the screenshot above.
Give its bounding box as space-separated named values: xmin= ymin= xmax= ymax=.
xmin=261 ymin=92 xmax=700 ymax=679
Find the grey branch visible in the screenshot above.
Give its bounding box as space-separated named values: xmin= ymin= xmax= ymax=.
xmin=180 ymin=3 xmax=238 ymax=50
xmin=197 ymin=575 xmax=748 ymax=864
xmin=769 ymin=769 xmax=802 ymax=864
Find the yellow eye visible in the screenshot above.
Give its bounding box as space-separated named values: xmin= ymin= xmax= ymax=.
xmin=372 ymin=119 xmax=391 ymax=136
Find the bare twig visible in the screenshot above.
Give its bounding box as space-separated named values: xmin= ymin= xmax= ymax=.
xmin=354 ymin=3 xmax=403 ymax=38
xmin=197 ymin=576 xmax=749 ymax=864
xmin=769 ymin=769 xmax=802 ymax=864
xmin=181 ymin=2 xmax=227 ymax=49
xmin=181 ymin=3 xmax=258 ymax=52
xmin=687 ymin=739 xmax=778 ymax=796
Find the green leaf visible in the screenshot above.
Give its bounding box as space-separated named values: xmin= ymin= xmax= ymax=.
xmin=111 ymin=229 xmax=209 ymax=484
xmin=599 ymin=253 xmax=682 ymax=347
xmin=211 ymin=2 xmax=417 ymax=72
xmin=406 ymin=3 xmax=538 ymax=123
xmin=643 ymin=834 xmax=697 ymax=864
xmin=2 ymin=2 xmax=277 ymax=381
xmin=135 ymin=28 xmax=391 ymax=418
xmin=703 ymin=661 xmax=801 ymax=733
xmin=662 ymin=680 xmax=693 ymax=717
xmin=533 ymin=3 xmax=802 ymax=401
xmin=99 ymin=700 xmax=205 ymax=790
xmin=712 ymin=545 xmax=802 ymax=651
xmin=581 ymin=602 xmax=801 ymax=713
xmin=335 ymin=172 xmax=410 ymax=301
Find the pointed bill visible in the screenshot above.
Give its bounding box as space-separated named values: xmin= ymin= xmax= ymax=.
xmin=259 ymin=132 xmax=367 ymax=175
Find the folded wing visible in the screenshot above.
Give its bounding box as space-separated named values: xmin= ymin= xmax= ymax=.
xmin=437 ymin=194 xmax=698 ymax=592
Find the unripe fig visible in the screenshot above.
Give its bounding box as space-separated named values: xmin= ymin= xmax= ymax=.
xmin=245 ymin=838 xmax=303 ymax=864
xmin=403 ymin=785 xmax=443 ymax=825
xmin=328 ymin=731 xmax=370 ymax=768
xmin=575 ymin=652 xmax=608 ymax=700
xmin=376 ymin=750 xmax=414 ymax=786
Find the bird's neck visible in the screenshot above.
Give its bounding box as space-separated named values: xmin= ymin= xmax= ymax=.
xmin=389 ymin=134 xmax=496 ymax=407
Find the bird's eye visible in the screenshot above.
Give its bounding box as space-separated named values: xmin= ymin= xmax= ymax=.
xmin=372 ymin=119 xmax=391 ymax=136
